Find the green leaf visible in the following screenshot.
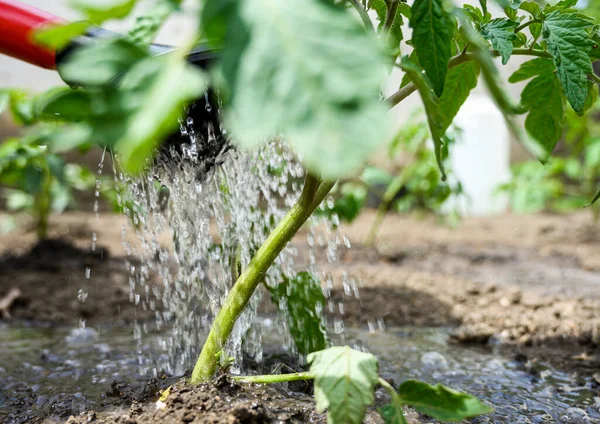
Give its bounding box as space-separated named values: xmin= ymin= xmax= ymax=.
xmin=398 ymin=380 xmax=494 ymax=421
xmin=58 ymin=38 xmax=149 ymax=86
xmin=308 ymin=346 xmax=379 ymax=424
xmin=480 ymin=18 xmax=518 ymax=64
xmin=410 ymin=0 xmax=455 ymax=96
xmin=69 ymin=0 xmax=137 ymax=24
xmin=397 ymin=3 xmax=411 ymax=19
xmin=589 ymin=190 xmax=600 ymax=206
xmin=200 ymin=0 xmax=238 ymax=47
xmin=510 ymin=58 xmax=565 ymax=156
xmin=7 ymin=90 xmax=35 ymax=125
xmin=399 ymin=56 xmax=446 ymax=179
xmin=519 ymin=1 xmax=540 ymax=17
xmin=34 ymin=125 xmax=93 ymax=153
xmin=218 ymin=0 xmax=389 ymax=180
xmin=127 ymin=0 xmax=181 ymax=46
xmin=268 ymin=272 xmax=328 ymax=355
xmin=543 ymin=11 xmax=594 ymax=113
xmin=115 ymin=57 xmax=207 ymax=173
xmin=34 ymin=21 xmax=91 ymax=50
xmin=438 ymin=61 xmax=480 ymax=134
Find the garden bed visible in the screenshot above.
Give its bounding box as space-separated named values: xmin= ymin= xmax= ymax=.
xmin=1 ymin=211 xmax=599 ymax=422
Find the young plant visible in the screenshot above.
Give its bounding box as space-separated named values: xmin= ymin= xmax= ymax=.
xmin=0 ymin=90 xmax=107 ymax=240
xmin=499 ymin=101 xmax=600 ymax=220
xmin=232 ymin=346 xmax=493 ymax=424
xmin=12 ymin=0 xmax=600 ymax=422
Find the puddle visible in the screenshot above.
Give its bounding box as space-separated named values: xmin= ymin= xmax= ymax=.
xmin=361 ymin=328 xmax=600 ymax=423
xmin=1 ymin=322 xmax=599 ymax=423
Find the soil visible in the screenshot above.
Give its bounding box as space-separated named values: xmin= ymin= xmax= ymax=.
xmin=325 ymin=211 xmax=600 ymax=376
xmin=1 ymin=210 xmax=599 ymax=422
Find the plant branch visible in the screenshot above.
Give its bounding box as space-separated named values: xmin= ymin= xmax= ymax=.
xmin=364 ymin=170 xmax=408 ymax=245
xmin=348 ymin=0 xmax=376 ymax=33
xmin=590 ymin=72 xmax=600 ymax=86
xmin=233 ymin=371 xmax=314 ymax=384
xmin=514 ymin=19 xmax=540 ymax=34
xmin=191 ymin=173 xmax=333 ymax=383
xmin=383 ymin=0 xmax=399 ymax=34
xmin=378 ymin=377 xmax=408 ymax=424
xmin=387 ymin=48 xmax=553 ymax=107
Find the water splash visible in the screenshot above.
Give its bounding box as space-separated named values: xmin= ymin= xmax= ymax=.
xmin=107 ymin=102 xmax=359 ymax=375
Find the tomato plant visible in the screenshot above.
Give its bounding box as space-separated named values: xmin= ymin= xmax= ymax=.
xmin=5 ymin=0 xmax=600 ymax=422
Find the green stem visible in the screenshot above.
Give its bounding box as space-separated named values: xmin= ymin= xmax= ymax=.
xmin=190 ymin=174 xmax=334 ymax=383
xmin=514 ymin=19 xmax=540 ymax=34
xmin=387 ymin=48 xmax=553 ymax=107
xmin=378 ymin=377 xmax=408 ymax=424
xmin=347 ymin=0 xmax=375 ymax=33
xmin=35 ymin=163 xmax=52 ymax=241
xmin=364 ymin=171 xmax=408 ymax=246
xmin=233 ymin=371 xmax=314 ymax=384
xmin=383 ymin=0 xmax=399 ymax=34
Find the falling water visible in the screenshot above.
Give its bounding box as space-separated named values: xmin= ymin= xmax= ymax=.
xmin=110 ymin=106 xmax=353 ymax=375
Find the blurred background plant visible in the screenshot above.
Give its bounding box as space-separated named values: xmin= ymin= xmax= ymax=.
xmin=498 ymin=100 xmax=600 ymax=222
xmin=0 ymin=88 xmax=120 ymax=239
xmin=317 ymin=110 xmax=465 ymax=245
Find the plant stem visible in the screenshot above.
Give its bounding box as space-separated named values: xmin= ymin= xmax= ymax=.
xmin=378 ymin=377 xmax=408 ymax=424
xmin=233 ymin=371 xmax=314 ymax=384
xmin=383 ymin=0 xmax=399 ymax=34
xmin=347 ymin=0 xmax=376 ymax=33
xmin=365 ymin=171 xmax=408 ymax=246
xmin=35 ymin=163 xmax=52 ymax=241
xmin=514 ymin=19 xmax=539 ymax=34
xmin=387 ymin=48 xmax=553 ymax=107
xmin=190 ymin=174 xmax=334 ymax=383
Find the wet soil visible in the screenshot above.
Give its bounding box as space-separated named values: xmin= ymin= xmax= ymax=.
xmin=1 ymin=210 xmax=600 ymax=422
xmin=324 ymin=211 xmax=600 ymax=377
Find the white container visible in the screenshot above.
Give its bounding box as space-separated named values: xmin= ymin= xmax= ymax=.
xmin=444 ymin=94 xmax=511 ymax=216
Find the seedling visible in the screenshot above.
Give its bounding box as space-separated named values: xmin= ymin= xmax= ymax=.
xmin=2 ymin=0 xmax=600 ymax=422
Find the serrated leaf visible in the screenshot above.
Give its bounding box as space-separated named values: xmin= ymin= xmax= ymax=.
xmin=438 ymin=61 xmax=480 ymax=133
xmin=397 ymin=3 xmax=411 ymax=19
xmin=480 ymin=19 xmax=518 ymax=64
xmin=456 ymin=10 xmax=546 ymax=160
xmin=410 ymin=0 xmax=455 ymax=96
xmin=58 ymin=38 xmax=149 ymax=86
xmin=510 ymin=58 xmax=565 ymax=156
xmin=398 ymin=380 xmax=494 ymax=421
xmin=519 ymin=1 xmax=540 ymax=17
xmin=268 ymin=272 xmax=329 ymax=355
xmin=69 ymin=0 xmax=137 ymax=24
xmin=399 ymin=56 xmax=446 ymax=179
xmin=543 ymin=11 xmax=594 ymax=113
xmin=115 ymin=57 xmax=207 ymax=173
xmin=34 ymin=21 xmax=91 ymax=50
xmin=308 ymin=346 xmax=379 ymax=424
xmin=217 ymin=0 xmax=389 ymax=179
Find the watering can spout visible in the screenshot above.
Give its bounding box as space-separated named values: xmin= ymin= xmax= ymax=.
xmin=0 ymin=0 xmax=228 ymax=175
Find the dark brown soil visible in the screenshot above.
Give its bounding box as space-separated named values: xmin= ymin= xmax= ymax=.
xmin=1 ymin=210 xmax=600 ymax=422
xmin=64 ymin=376 xmax=326 ymax=424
